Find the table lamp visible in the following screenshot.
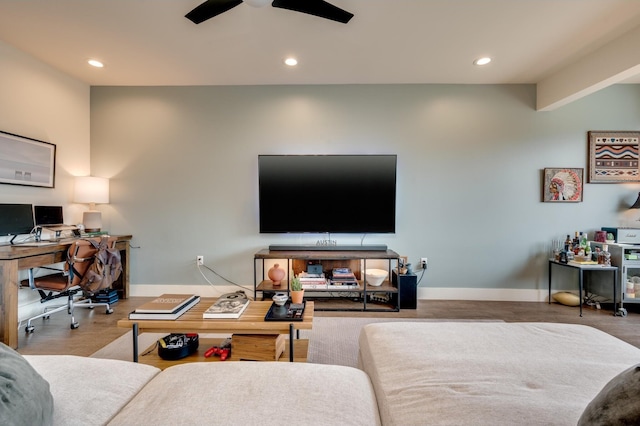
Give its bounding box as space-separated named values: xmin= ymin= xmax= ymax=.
xmin=74 ymin=176 xmax=109 ymax=232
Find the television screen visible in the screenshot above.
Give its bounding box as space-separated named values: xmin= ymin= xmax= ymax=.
xmin=259 ymin=155 xmax=396 ymax=233
xmin=0 ymin=203 xmax=34 ymax=236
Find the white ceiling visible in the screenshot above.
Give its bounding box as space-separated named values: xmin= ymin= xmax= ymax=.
xmin=1 ymin=0 xmax=640 ymax=110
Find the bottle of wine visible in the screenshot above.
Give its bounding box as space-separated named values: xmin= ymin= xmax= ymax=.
xmin=580 ymin=232 xmax=588 ymax=250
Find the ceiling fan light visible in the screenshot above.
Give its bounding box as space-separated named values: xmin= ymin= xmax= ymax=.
xmin=244 ymin=0 xmax=271 ymax=7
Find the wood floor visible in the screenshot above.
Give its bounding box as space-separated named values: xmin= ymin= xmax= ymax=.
xmin=15 ymin=297 xmax=640 ymax=356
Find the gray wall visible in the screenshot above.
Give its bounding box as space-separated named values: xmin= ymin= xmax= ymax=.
xmin=90 ymin=84 xmax=640 ymax=300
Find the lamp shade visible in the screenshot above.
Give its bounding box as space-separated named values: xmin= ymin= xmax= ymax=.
xmin=630 ymin=192 xmax=640 ymax=209
xmin=74 ymin=176 xmax=109 ymax=232
xmin=74 ymin=176 xmax=109 ymax=206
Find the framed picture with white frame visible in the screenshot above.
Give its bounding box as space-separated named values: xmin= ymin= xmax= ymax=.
xmin=0 ymin=130 xmax=56 ymax=188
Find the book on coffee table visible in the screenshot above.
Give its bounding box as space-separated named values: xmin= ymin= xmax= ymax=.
xmin=134 ymin=294 xmax=199 ymax=313
xmin=203 ymin=293 xmax=250 ymax=319
xmin=128 ymin=295 xmax=200 ymax=320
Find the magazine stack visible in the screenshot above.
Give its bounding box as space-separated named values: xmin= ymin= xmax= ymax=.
xmin=299 ymin=272 xmax=328 ymax=290
xmin=329 ymin=267 xmax=359 ymax=289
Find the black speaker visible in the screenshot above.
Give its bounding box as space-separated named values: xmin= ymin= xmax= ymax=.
xmin=392 ymin=270 xmax=417 ymax=309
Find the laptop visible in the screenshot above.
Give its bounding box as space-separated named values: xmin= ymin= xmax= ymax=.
xmin=33 ymin=205 xmax=77 ymax=232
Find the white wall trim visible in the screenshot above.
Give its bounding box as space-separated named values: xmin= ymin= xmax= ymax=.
xmin=417 ymin=287 xmax=549 ymax=302
xmin=129 ymin=284 xmax=550 ymax=302
xmin=130 ymin=284 xmax=255 ymax=298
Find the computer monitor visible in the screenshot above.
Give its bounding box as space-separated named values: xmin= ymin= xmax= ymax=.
xmin=34 ymin=205 xmax=64 ymax=226
xmin=0 ymin=203 xmax=34 ymax=238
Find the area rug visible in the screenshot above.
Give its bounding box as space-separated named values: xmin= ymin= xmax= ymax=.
xmin=91 ymin=317 xmax=503 ymax=368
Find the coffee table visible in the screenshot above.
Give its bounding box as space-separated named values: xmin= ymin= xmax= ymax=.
xmin=117 ymin=299 xmax=313 ymax=366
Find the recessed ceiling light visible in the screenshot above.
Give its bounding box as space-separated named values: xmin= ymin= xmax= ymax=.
xmin=284 ymin=57 xmax=298 ymax=66
xmin=474 ymin=57 xmax=492 ymax=66
xmin=88 ymin=59 xmax=104 ymax=68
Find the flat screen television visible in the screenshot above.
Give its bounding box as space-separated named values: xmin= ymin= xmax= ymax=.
xmin=0 ymin=203 xmax=34 ymax=236
xmin=259 ymin=155 xmax=396 ymax=234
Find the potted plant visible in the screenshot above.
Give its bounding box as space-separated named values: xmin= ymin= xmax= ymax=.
xmin=606 ymin=233 xmax=615 ymax=244
xmin=290 ymin=275 xmax=304 ymax=304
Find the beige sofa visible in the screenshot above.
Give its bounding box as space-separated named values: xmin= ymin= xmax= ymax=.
xmin=358 ymin=322 xmax=640 ymax=425
xmin=21 ymin=356 xmax=381 ymax=426
xmin=5 ymin=322 xmax=640 ymax=425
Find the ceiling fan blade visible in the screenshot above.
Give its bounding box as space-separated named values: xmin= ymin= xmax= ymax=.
xmin=185 ymin=0 xmax=243 ymax=24
xmin=271 ymin=0 xmax=354 ymax=24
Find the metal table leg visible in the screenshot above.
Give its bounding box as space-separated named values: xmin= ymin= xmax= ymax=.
xmin=578 ymin=269 xmax=584 ymax=317
xmin=289 ymin=323 xmax=294 ymax=362
xmin=548 ymin=260 xmax=552 ymax=304
xmin=132 ymin=322 xmax=139 ymax=363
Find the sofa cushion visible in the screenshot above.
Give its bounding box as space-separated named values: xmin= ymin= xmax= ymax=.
xmin=0 ymin=343 xmax=54 ymax=426
xmin=578 ymin=363 xmax=640 ymax=425
xmin=108 ymin=362 xmax=381 ymax=425
xmin=24 ymin=354 xmax=160 ymax=426
xmin=358 ymin=322 xmax=640 ymax=426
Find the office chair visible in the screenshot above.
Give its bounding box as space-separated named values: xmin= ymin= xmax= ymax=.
xmin=22 ymin=237 xmax=117 ymax=333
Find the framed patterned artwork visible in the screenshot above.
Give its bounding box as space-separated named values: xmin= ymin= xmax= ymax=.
xmin=588 ymin=131 xmax=640 ymax=183
xmin=543 ymin=168 xmax=583 ymax=202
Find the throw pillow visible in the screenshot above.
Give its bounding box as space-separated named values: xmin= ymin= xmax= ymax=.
xmin=0 ymin=343 xmax=54 ymax=426
xmin=578 ymin=363 xmax=640 ymax=425
xmin=552 ymin=291 xmax=580 ymax=306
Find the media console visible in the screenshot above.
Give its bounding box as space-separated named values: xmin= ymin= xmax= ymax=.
xmin=268 ymin=244 xmax=388 ymax=251
xmin=254 ymin=248 xmax=400 ymax=312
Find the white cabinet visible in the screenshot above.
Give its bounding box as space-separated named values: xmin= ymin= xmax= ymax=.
xmin=592 ymin=242 xmax=640 ymax=316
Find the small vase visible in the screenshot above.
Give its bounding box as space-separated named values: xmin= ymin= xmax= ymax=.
xmin=268 ymin=264 xmax=285 ymax=286
xmin=290 ymin=289 xmax=304 ymax=304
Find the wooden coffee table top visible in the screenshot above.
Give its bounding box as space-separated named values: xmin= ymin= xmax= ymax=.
xmin=117 ymin=299 xmax=314 ymax=334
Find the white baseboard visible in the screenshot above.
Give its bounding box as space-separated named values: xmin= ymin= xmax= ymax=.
xmin=130 ymin=284 xmax=255 ymax=298
xmin=417 ymin=287 xmax=549 ymax=302
xmin=129 ymin=284 xmax=550 ymax=302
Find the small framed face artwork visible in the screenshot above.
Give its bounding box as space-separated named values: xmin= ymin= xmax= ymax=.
xmin=543 ymin=168 xmax=583 ymax=202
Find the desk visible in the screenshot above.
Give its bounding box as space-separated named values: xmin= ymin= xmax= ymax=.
xmin=548 ymin=260 xmax=618 ymax=317
xmin=0 ymin=235 xmax=132 ymax=348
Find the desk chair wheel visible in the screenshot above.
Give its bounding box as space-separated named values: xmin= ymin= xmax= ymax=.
xmin=25 ymin=325 xmax=35 ymax=333
xmin=616 ymin=307 xmax=628 ymax=317
xmin=106 ymin=307 xmax=114 ymax=314
xmin=70 ymin=322 xmax=79 ymax=329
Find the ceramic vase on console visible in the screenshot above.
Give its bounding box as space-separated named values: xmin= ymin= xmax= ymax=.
xmin=268 ymin=264 xmax=285 ymax=286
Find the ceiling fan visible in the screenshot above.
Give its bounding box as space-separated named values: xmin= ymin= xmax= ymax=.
xmin=185 ymin=0 xmax=354 ymax=25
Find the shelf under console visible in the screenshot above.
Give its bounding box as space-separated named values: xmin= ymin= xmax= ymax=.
xmin=254 ymin=247 xmax=401 ymax=312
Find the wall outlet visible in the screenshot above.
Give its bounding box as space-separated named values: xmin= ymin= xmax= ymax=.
xmin=421 ymin=257 xmax=428 ymax=269
xmin=196 ymin=255 xmax=204 ymax=266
